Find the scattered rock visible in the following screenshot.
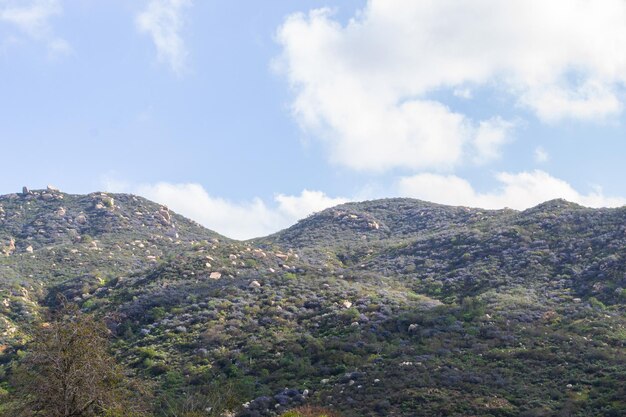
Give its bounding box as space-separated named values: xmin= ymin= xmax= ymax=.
xmin=2 ymin=238 xmax=16 ymax=256
xmin=253 ymin=249 xmax=267 ymax=258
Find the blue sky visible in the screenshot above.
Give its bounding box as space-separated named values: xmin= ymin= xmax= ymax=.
xmin=2 ymin=0 xmax=626 ymax=239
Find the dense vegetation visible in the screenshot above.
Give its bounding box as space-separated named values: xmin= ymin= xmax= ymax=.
xmin=1 ymin=189 xmax=625 ymax=416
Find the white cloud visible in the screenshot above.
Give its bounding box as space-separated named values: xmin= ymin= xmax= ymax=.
xmin=453 ymin=88 xmax=473 ymax=100
xmin=102 ymin=180 xmax=348 ymax=240
xmin=520 ymin=81 xmax=623 ymax=123
xmin=397 ymin=171 xmax=626 ymax=210
xmin=136 ymin=0 xmax=191 ymax=74
xmin=275 ymin=190 xmax=349 ymax=221
xmin=0 ymin=0 xmax=70 ymax=55
xmin=472 ymin=118 xmax=515 ymax=164
xmin=276 ymin=0 xmax=626 ymax=172
xmin=534 ymin=146 xmax=549 ymax=164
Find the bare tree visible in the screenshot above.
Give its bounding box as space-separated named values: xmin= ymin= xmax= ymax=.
xmin=5 ymin=304 xmax=147 ymax=417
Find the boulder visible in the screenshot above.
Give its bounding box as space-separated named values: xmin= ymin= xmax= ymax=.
xmin=2 ymin=238 xmax=16 ymax=256
xmin=158 ymin=208 xmax=171 ymax=224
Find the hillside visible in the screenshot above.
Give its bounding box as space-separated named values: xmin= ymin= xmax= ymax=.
xmin=0 ymin=188 xmax=224 ymax=344
xmin=1 ymin=192 xmax=626 ymax=416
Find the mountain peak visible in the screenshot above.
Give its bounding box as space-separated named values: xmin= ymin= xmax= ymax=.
xmin=523 ymin=198 xmax=585 ymax=214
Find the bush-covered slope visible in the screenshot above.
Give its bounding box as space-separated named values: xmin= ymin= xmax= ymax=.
xmin=1 ymin=194 xmax=626 ymax=416
xmin=0 ymin=188 xmax=224 ymax=344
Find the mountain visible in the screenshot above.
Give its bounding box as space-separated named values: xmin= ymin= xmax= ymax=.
xmin=0 ymin=188 xmax=224 ymax=344
xmin=1 ymin=191 xmax=626 ymax=416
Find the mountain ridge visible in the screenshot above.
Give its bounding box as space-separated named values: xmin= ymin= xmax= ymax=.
xmin=1 ymin=188 xmax=614 ymax=244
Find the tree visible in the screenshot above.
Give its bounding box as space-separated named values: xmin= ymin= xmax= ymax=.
xmin=5 ymin=304 xmax=147 ymax=417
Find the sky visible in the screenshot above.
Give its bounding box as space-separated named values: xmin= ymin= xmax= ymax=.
xmin=2 ymin=0 xmax=626 ymax=239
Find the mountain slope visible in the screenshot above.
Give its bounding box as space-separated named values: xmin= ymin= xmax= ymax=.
xmin=1 ymin=193 xmax=626 ymax=416
xmin=0 ymin=188 xmax=224 ymax=344
xmin=255 ymin=198 xmax=516 ymax=266
xmin=259 ymin=198 xmax=626 ymax=304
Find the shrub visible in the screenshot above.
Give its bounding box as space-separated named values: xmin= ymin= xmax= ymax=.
xmin=280 ymin=406 xmax=341 ymax=417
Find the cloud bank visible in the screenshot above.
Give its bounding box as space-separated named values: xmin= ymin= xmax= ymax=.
xmin=276 ymin=0 xmax=626 ymax=172
xmin=398 ymin=171 xmax=626 ymax=210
